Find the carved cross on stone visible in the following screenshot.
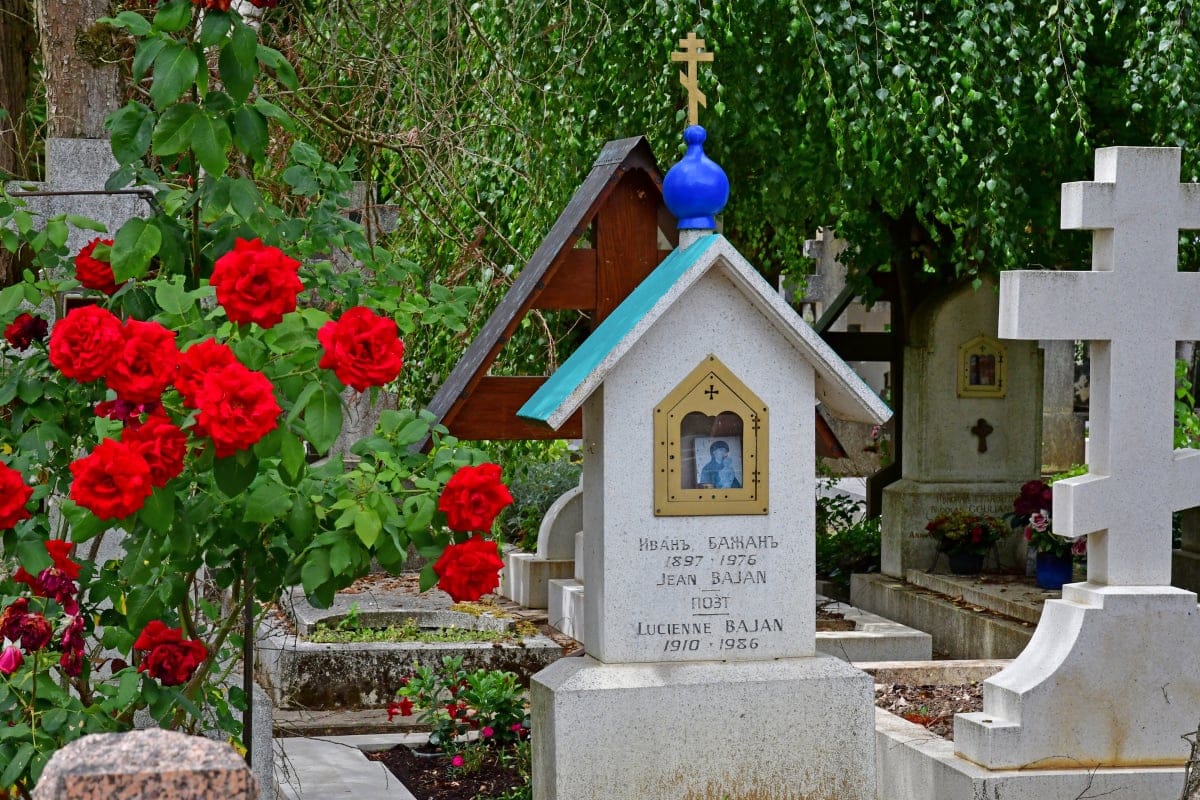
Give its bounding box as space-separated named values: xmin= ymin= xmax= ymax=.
xmin=999 ymin=147 xmax=1200 ymax=586
xmin=970 ymin=418 xmax=994 ymax=453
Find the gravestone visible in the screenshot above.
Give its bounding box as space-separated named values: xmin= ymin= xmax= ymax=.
xmin=1040 ymin=338 xmax=1086 ymax=473
xmin=33 ymin=729 xmax=258 ymax=800
xmin=955 ymin=147 xmax=1200 ymax=775
xmin=499 ymin=483 xmax=580 ymax=609
xmin=877 ymin=278 xmax=1043 ymax=577
xmin=519 ymin=126 xmax=890 ymax=800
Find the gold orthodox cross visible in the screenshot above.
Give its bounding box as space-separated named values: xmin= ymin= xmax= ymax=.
xmin=671 ymin=32 xmax=714 ymax=126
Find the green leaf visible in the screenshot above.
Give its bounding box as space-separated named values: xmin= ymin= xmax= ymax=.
xmin=140 ymin=488 xmax=175 ymax=534
xmin=152 ymin=0 xmax=193 ymax=33
xmin=281 ymin=165 xmax=319 ymax=195
xmin=191 ymin=112 xmax=232 ymax=176
xmin=132 ymin=36 xmax=167 ymax=82
xmin=154 ymin=276 xmax=190 ymax=315
xmin=229 ymin=175 xmax=263 ymax=219
xmin=354 ymin=508 xmax=382 ymax=548
xmin=214 ymin=452 xmax=259 ymax=497
xmin=419 ymin=564 xmax=439 ymax=592
xmin=108 ymin=103 xmax=155 ymax=164
xmin=290 ymin=141 xmax=322 ymax=168
xmin=300 ymin=548 xmax=331 ymax=595
xmin=16 ymin=539 xmax=53 ymax=574
xmin=115 ymin=669 xmax=141 ymax=707
xmin=279 ymin=429 xmax=306 ymax=481
xmin=257 ymin=44 xmax=298 ymax=90
xmin=244 ymin=481 xmax=293 ymax=524
xmin=231 ymin=106 xmax=268 ymax=162
xmin=105 ymin=11 xmax=151 ymax=36
xmin=219 ymin=26 xmax=259 ymax=104
xmin=111 ymin=218 xmax=162 ymax=282
xmin=303 ymin=386 xmax=344 ymax=456
xmin=0 ymin=743 xmax=33 ymax=789
xmin=59 ymin=502 xmax=108 ymax=543
xmin=394 ymin=417 xmax=431 ymax=447
xmin=253 ymin=97 xmax=294 ymax=131
xmin=46 ymin=217 xmax=68 ymax=248
xmin=150 ymin=40 xmax=199 ymax=109
xmin=151 ymin=102 xmax=199 ymax=155
xmin=66 ymin=214 xmax=108 ymax=233
xmin=199 ymin=10 xmax=233 ymax=47
xmin=330 ymin=539 xmax=353 ymax=574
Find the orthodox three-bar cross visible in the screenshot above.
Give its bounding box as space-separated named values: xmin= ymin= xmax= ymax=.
xmin=999 ymin=147 xmax=1200 ymax=586
xmin=671 ymin=32 xmax=714 ymax=126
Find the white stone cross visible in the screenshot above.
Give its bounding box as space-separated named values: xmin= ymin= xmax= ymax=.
xmin=999 ymin=147 xmax=1200 ymax=586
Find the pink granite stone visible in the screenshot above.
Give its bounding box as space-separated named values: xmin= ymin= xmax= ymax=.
xmin=33 ymin=729 xmax=258 ymax=800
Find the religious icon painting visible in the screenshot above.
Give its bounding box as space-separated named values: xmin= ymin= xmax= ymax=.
xmin=653 ymin=354 xmax=767 ymax=516
xmin=957 ymin=335 xmax=1007 ymax=398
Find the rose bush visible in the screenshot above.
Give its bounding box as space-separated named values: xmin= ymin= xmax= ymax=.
xmin=0 ymin=1 xmax=499 ymax=791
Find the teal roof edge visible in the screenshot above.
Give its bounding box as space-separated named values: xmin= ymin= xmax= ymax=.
xmin=517 ymin=233 xmax=720 ymax=426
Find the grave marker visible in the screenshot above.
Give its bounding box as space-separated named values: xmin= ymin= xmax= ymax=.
xmin=955 ymin=147 xmax=1200 ymax=772
xmin=522 ymin=122 xmax=889 ymax=800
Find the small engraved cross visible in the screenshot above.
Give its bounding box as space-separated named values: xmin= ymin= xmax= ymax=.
xmin=971 ymin=418 xmax=994 ymax=453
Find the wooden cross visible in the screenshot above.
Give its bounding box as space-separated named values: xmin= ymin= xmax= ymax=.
xmin=671 ymin=32 xmax=714 ymax=126
xmin=970 ymin=418 xmax=993 ymax=453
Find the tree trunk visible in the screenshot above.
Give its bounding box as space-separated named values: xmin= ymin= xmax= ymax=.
xmin=35 ymin=0 xmax=120 ymax=138
xmin=0 ymin=0 xmax=35 ymax=287
xmin=0 ymin=0 xmax=35 ymax=178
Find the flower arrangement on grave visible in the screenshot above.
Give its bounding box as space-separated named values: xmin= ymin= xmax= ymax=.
xmin=0 ymin=1 xmax=510 ymax=792
xmin=924 ymin=510 xmax=1008 ymax=556
xmin=388 ymin=655 xmax=530 ymax=771
xmin=1007 ymin=477 xmax=1087 ymax=558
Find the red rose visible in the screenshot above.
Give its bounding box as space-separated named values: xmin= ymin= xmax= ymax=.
xmin=192 ymin=362 xmax=280 ymax=457
xmin=209 ymin=238 xmax=302 ymax=328
xmin=49 ymin=305 xmax=123 ymax=382
xmin=0 ymin=646 xmax=22 ymax=676
xmin=437 ymin=463 xmax=513 ymax=533
xmin=0 ymin=462 xmax=32 ymax=529
xmin=175 ymin=338 xmax=239 ymax=407
xmin=0 ymin=598 xmax=29 ymax=641
xmin=317 ymin=307 xmax=405 ymax=391
xmin=121 ymin=413 xmax=188 ymax=487
xmin=69 ymin=438 xmax=154 ymax=520
xmin=74 ymin=237 xmax=121 ymax=295
xmin=96 ymin=398 xmax=162 ymax=427
xmin=4 ymin=313 xmax=48 ymax=349
xmin=105 ymin=319 xmax=179 ymax=404
xmin=11 ymin=611 xmax=52 ymax=653
xmin=13 ymin=539 xmax=81 ymax=608
xmin=135 ymin=620 xmax=208 ymax=686
xmin=432 ymin=534 xmax=505 ymax=602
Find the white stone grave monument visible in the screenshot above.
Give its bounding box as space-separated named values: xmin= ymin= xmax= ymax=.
xmin=954 ymin=147 xmax=1200 ymax=779
xmin=519 ymin=123 xmax=889 ymax=800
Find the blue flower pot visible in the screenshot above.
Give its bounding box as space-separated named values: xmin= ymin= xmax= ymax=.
xmin=1035 ymin=552 xmax=1074 ymax=590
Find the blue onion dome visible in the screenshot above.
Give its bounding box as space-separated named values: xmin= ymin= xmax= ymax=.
xmin=662 ymin=125 xmax=730 ymax=230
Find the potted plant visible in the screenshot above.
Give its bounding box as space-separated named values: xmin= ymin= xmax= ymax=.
xmin=1008 ymin=479 xmax=1086 ymax=589
xmin=924 ymin=511 xmax=1007 ymax=575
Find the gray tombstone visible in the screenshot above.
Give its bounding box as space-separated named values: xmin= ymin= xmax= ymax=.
xmin=878 ymin=278 xmax=1043 ymax=578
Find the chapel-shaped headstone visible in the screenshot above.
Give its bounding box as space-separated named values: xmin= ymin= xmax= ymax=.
xmin=878 ymin=278 xmax=1043 ymax=577
xmin=955 ymin=147 xmax=1200 ymax=774
xmin=519 ymin=120 xmax=890 ymax=800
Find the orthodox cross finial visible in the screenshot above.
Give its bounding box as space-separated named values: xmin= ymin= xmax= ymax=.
xmin=671 ymin=32 xmax=714 ymax=126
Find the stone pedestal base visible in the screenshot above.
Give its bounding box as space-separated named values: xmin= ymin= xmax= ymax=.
xmin=955 ymin=583 xmax=1200 ymax=769
xmin=532 ymin=655 xmax=875 ymax=800
xmin=499 ymin=551 xmax=574 ymax=609
xmin=546 ymin=578 xmax=585 ymax=642
xmin=881 ymin=479 xmax=1027 ymax=578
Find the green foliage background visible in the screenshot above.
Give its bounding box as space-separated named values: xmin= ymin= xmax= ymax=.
xmin=263 ymin=0 xmax=1200 ymax=400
